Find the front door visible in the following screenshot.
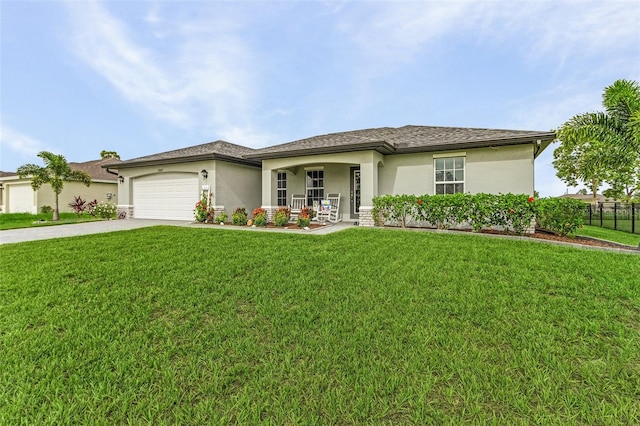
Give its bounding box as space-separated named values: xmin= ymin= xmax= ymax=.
xmin=350 ymin=167 xmax=360 ymax=220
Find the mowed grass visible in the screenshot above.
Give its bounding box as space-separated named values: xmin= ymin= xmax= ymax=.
xmin=576 ymin=225 xmax=640 ymax=247
xmin=583 ymin=216 xmax=640 ymax=235
xmin=1 ymin=227 xmax=639 ymax=424
xmin=0 ymin=212 xmax=100 ymax=230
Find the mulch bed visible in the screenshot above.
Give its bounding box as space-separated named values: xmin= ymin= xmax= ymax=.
xmin=459 ymin=227 xmax=638 ymax=251
xmin=386 ymin=225 xmax=638 ymax=251
xmin=196 ymin=222 xmax=328 ymax=230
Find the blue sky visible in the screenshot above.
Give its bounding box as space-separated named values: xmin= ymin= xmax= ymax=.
xmin=1 ymin=1 xmax=638 ymax=196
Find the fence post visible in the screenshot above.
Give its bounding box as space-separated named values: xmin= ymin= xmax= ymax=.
xmin=599 ymin=202 xmax=603 ymax=227
xmin=614 ymin=202 xmax=618 ymax=230
xmin=588 ymin=203 xmax=592 ymax=225
xmin=633 ymin=203 xmax=636 ymax=234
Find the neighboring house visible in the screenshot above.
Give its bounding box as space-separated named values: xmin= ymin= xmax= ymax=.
xmin=108 ymin=141 xmax=261 ymax=220
xmin=106 ymin=125 xmax=555 ymax=225
xmin=0 ymin=159 xmax=118 ymax=213
xmin=559 ymin=193 xmax=612 ymax=204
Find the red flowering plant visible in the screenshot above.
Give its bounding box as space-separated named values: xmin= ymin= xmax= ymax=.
xmin=194 ymin=192 xmax=215 ymax=223
xmin=252 ymin=207 xmax=268 ymax=226
xmin=274 ymin=207 xmax=291 ymax=227
xmin=297 ymin=206 xmax=315 ymax=228
xmin=501 ymin=193 xmax=537 ymax=235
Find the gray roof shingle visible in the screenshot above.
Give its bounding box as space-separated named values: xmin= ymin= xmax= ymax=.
xmin=104 ymin=125 xmax=556 ymax=169
xmin=247 ymin=125 xmax=556 ymax=159
xmin=69 ymin=158 xmax=119 ymax=181
xmin=110 ymin=140 xmax=259 ymax=168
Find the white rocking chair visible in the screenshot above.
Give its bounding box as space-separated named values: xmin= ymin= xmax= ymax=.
xmin=327 ymin=193 xmax=341 ymax=223
xmin=289 ymin=194 xmax=306 ymax=221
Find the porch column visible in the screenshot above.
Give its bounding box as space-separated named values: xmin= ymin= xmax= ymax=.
xmin=261 ymin=167 xmax=278 ymax=222
xmin=116 ymin=176 xmax=134 ymax=219
xmin=358 ymin=154 xmax=380 ymax=227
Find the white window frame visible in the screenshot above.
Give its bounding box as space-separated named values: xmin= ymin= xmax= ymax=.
xmin=434 ymin=155 xmax=465 ymax=194
xmin=277 ymin=171 xmax=287 ymax=206
xmin=305 ymin=169 xmax=324 ymax=207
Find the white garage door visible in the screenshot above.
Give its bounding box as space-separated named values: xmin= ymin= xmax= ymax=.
xmin=133 ymin=173 xmax=199 ymax=220
xmin=9 ymin=184 xmax=36 ymax=213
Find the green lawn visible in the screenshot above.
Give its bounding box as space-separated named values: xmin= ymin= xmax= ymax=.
xmin=583 ymin=216 xmax=640 ymax=235
xmin=0 ymin=212 xmax=102 ymax=230
xmin=576 ymin=225 xmax=640 ymax=247
xmin=1 ymin=227 xmax=639 ymax=424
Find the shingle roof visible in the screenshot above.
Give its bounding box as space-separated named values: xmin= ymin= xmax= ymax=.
xmin=0 ymin=161 xmax=117 ymax=181
xmin=102 ymin=125 xmax=556 ymax=169
xmin=247 ymin=125 xmax=556 ymax=159
xmin=69 ymin=158 xmax=119 ymax=181
xmin=110 ymin=140 xmax=259 ymax=168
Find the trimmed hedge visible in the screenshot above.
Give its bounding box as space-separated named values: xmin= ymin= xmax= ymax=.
xmin=372 ymin=193 xmax=584 ymax=236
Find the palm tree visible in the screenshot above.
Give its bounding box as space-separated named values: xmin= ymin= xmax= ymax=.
xmin=555 ymin=79 xmax=640 ymax=203
xmin=16 ymin=151 xmax=92 ymax=221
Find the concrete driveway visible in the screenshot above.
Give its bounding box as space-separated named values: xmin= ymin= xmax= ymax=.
xmin=0 ymin=219 xmax=196 ymax=245
xmin=0 ymin=219 xmax=352 ymax=245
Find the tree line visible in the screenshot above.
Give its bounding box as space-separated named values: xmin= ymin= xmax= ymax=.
xmin=554 ymin=79 xmax=640 ymax=203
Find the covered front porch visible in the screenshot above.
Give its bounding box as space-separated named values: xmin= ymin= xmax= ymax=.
xmin=259 ymin=150 xmax=385 ymax=226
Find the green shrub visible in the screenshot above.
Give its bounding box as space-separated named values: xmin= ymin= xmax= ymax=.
xmin=499 ymin=193 xmax=537 ymax=235
xmin=536 ymin=197 xmax=585 ymax=236
xmin=274 ymin=207 xmax=290 ymax=227
xmin=253 ymin=208 xmax=267 ymax=226
xmin=93 ymin=202 xmax=117 ymax=219
xmin=231 ymin=207 xmax=248 ymax=225
xmin=374 ymin=194 xmax=417 ymax=228
xmin=297 ymin=207 xmax=313 ymax=228
xmin=194 ymin=193 xmax=214 ymax=223
xmin=214 ymin=211 xmax=228 ymax=224
xmin=40 ymin=205 xmax=53 ymax=214
xmin=373 ymin=193 xmax=537 ymax=234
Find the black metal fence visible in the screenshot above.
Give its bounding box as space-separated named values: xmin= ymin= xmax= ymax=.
xmin=584 ymin=202 xmax=639 ymax=234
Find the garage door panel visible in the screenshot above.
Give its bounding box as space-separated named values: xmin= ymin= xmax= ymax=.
xmin=133 ymin=173 xmax=198 ymax=220
xmin=9 ymin=184 xmax=36 ymax=213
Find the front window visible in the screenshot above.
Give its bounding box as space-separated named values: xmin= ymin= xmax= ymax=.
xmin=306 ymin=170 xmax=324 ymax=206
xmin=277 ymin=172 xmax=287 ymax=206
xmin=435 ymin=157 xmax=465 ymax=194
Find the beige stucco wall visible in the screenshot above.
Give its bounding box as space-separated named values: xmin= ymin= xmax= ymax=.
xmin=379 ymin=144 xmax=535 ymax=196
xmin=0 ymin=178 xmax=117 ymax=213
xmin=118 ymin=160 xmax=261 ymax=217
xmin=213 ymin=160 xmax=262 ymax=216
xmin=38 ymin=181 xmax=118 ymax=212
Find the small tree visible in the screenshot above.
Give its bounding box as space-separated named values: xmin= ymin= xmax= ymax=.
xmin=100 ymin=150 xmax=120 ymax=159
xmin=17 ymin=151 xmax=92 ymax=221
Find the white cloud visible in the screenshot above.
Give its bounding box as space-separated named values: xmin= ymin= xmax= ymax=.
xmin=341 ymin=1 xmax=640 ymax=72
xmin=65 ymin=1 xmax=257 ymax=135
xmin=0 ymin=124 xmax=52 ymax=165
xmin=218 ymin=126 xmax=275 ymax=149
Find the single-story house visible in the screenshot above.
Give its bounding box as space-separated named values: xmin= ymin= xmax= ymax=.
xmin=0 ymin=159 xmax=118 ymax=214
xmin=559 ymin=193 xmax=612 ymax=204
xmin=105 ymin=125 xmax=555 ymax=225
xmin=110 ymin=141 xmax=261 ymax=220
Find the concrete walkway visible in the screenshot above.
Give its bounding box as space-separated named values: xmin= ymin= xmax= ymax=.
xmin=0 ymin=219 xmax=354 ymax=245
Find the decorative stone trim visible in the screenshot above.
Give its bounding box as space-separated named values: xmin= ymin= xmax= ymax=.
xmin=117 ymin=205 xmax=134 ymax=220
xmin=262 ymin=206 xmax=278 ymax=223
xmin=358 ymin=206 xmax=375 ymax=227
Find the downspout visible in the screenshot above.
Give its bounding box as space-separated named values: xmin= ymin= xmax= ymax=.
xmin=106 ymin=167 xmax=118 ymax=176
xmin=533 ymin=139 xmax=542 ymax=158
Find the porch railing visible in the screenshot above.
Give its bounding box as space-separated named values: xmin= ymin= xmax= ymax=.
xmin=584 ymin=202 xmax=639 ymax=235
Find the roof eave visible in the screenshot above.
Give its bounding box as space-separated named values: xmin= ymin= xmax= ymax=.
xmin=394 ymin=133 xmax=556 ymax=155
xmin=246 ymin=141 xmax=396 ymax=160
xmin=104 ymin=153 xmax=261 ymax=169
